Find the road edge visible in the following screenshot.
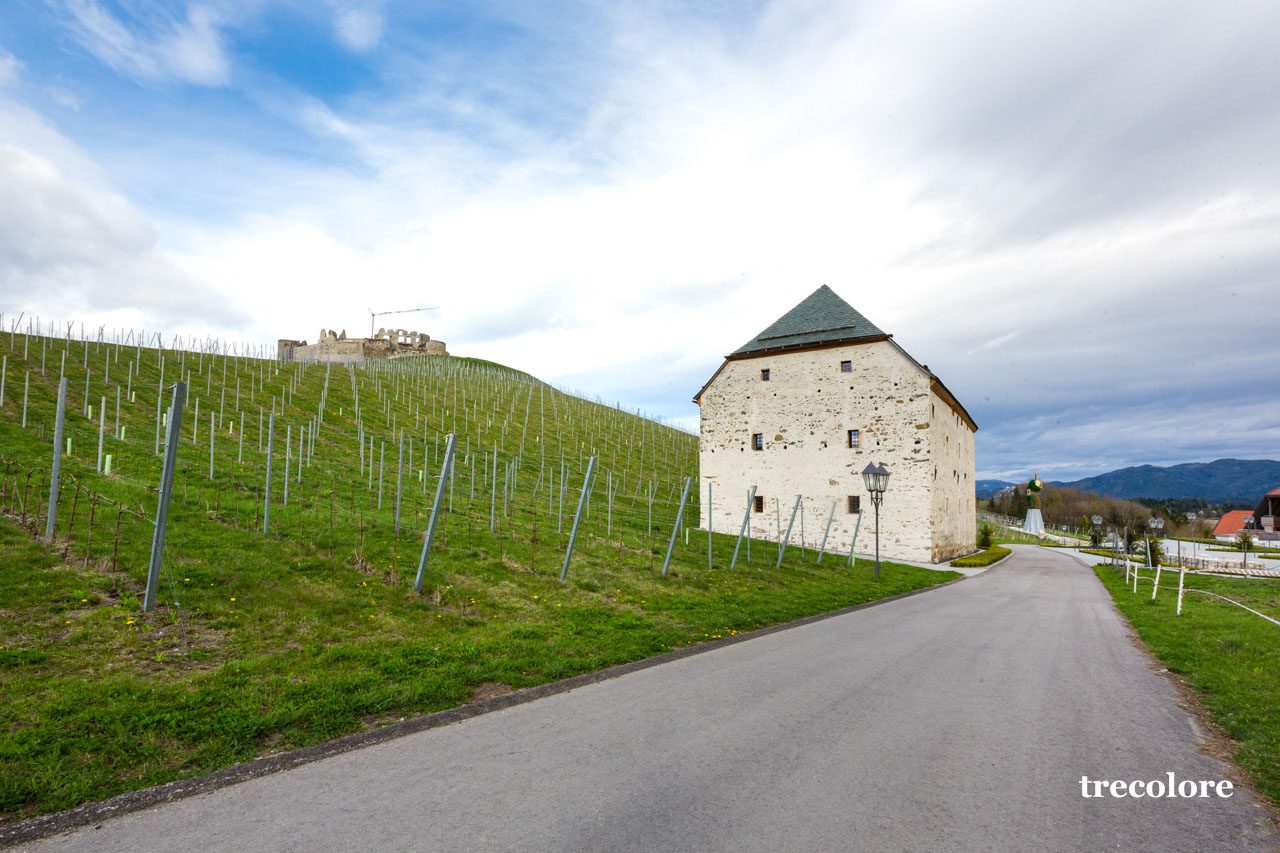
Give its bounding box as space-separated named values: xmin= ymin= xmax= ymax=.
xmin=2 ymin=569 xmax=974 ymax=848
xmin=1070 ymin=551 xmax=1280 ymax=834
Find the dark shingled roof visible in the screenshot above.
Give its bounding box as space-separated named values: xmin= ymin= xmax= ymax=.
xmin=731 ymin=285 xmax=885 ymax=356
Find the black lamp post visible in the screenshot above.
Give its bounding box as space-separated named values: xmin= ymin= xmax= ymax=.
xmin=861 ymin=462 xmax=890 ymax=579
xmin=1090 ymin=514 xmax=1102 ymax=548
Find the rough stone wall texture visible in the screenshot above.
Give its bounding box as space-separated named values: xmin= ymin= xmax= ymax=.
xmin=391 ymin=340 xmax=447 ymax=357
xmin=294 ymin=339 xmax=368 ymax=364
xmin=697 ymin=340 xmax=975 ymax=564
xmin=277 ymin=340 xmax=305 ymax=361
xmin=277 ymin=335 xmax=447 ymax=363
xmin=927 ymin=387 xmax=977 ymax=561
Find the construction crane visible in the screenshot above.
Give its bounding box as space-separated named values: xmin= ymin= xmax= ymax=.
xmin=368 ymin=306 xmax=440 ymax=338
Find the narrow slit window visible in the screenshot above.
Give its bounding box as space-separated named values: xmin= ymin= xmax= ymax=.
xmin=847 ymin=496 xmax=861 ymax=514
xmin=753 ymin=495 xmax=765 ymax=513
xmin=847 ymin=429 xmax=860 ymax=448
xmin=760 ymin=368 xmax=770 ymax=381
xmin=752 ymin=433 xmax=764 ymax=451
xmin=840 ymin=360 xmax=852 ymax=373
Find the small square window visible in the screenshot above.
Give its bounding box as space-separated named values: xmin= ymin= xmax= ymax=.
xmin=847 ymin=496 xmax=861 ymax=514
xmin=752 ymin=433 xmax=764 ymax=451
xmin=847 ymin=429 xmax=860 ymax=448
xmin=840 ymin=360 xmax=852 ymax=373
xmin=753 ymin=495 xmax=765 ymax=513
xmin=760 ymin=368 xmax=770 ymax=381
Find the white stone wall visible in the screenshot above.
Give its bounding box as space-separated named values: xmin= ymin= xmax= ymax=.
xmin=926 ymin=386 xmax=977 ymax=561
xmin=697 ymin=340 xmax=974 ymax=564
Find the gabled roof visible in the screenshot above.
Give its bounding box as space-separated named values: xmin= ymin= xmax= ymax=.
xmin=731 ymin=284 xmax=885 ymax=357
xmin=692 ymin=285 xmax=978 ymax=431
xmin=1213 ymin=510 xmax=1254 ymax=537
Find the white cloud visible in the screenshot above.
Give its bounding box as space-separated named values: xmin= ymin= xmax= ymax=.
xmin=62 ymin=0 xmax=230 ymax=86
xmin=334 ymin=6 xmax=384 ymax=53
xmin=0 ymin=104 xmax=244 ymax=328
xmin=5 ymin=0 xmax=1280 ymax=478
xmin=162 ymin=5 xmax=230 ymax=85
xmin=0 ymin=52 xmax=20 ymax=87
xmin=47 ymin=87 xmax=82 ymax=111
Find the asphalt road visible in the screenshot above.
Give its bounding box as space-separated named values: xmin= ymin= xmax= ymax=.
xmin=26 ymin=546 xmax=1279 ymax=851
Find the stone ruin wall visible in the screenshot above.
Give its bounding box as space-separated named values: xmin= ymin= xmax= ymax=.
xmin=277 ymin=327 xmax=448 ymax=363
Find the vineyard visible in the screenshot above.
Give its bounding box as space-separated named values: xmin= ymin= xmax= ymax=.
xmin=0 ymin=322 xmax=956 ymax=823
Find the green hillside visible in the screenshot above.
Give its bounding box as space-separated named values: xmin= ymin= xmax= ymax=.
xmin=0 ymin=329 xmax=956 ymax=824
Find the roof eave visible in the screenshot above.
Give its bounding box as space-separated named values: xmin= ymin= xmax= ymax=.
xmin=729 ymin=332 xmax=891 ymax=360
xmin=930 ymin=377 xmax=980 ymax=433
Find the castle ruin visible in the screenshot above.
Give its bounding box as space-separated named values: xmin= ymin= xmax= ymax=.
xmin=277 ymin=328 xmax=448 ymax=363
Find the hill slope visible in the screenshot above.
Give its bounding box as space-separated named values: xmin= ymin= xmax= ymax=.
xmin=975 ymin=479 xmax=1015 ymax=499
xmin=1054 ymin=459 xmax=1280 ymax=502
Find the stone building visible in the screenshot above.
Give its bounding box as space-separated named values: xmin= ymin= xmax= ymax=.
xmin=694 ymin=285 xmax=977 ymax=564
xmin=277 ymin=328 xmax=448 ymax=364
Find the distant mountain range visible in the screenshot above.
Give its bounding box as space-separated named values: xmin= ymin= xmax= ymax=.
xmin=975 ymin=479 xmax=1016 ymax=499
xmin=978 ymin=459 xmax=1280 ymax=503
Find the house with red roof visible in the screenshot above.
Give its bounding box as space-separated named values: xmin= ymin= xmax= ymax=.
xmin=1212 ymin=510 xmax=1255 ymax=541
xmin=1212 ymin=487 xmax=1280 ymax=542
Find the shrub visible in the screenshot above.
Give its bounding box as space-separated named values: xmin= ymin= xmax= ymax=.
xmin=977 ymin=522 xmax=994 ymax=549
xmin=951 ymin=545 xmax=1011 ymax=568
xmin=1144 ymin=535 xmax=1165 ymax=565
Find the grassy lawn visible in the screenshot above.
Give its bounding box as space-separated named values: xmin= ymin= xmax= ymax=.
xmin=1206 ymin=546 xmax=1280 ymax=557
xmin=0 ymin=517 xmax=952 ymax=824
xmin=1073 ymin=547 xmax=1180 ymax=567
xmin=0 ymin=333 xmax=958 ymax=824
xmin=951 ymin=545 xmax=1010 ymax=567
xmin=1094 ymin=564 xmax=1280 ymax=807
xmin=989 ymin=527 xmax=1042 ymax=545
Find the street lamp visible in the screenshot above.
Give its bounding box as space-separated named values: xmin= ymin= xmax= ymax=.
xmin=1090 ymin=515 xmax=1103 ymax=548
xmin=861 ymin=462 xmax=890 ymax=579
xmin=1147 ymin=516 xmax=1164 ymax=568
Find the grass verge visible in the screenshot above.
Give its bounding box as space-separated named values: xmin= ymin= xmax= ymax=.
xmin=0 ymin=516 xmax=956 ymax=824
xmin=1073 ymin=548 xmax=1181 ymax=567
xmin=950 ymin=545 xmax=1011 ymax=568
xmin=1094 ymin=564 xmax=1280 ymax=808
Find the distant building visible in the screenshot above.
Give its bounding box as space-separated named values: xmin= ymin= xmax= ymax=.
xmin=1212 ymin=510 xmax=1255 ymax=541
xmin=278 ymin=327 xmax=448 ymax=364
xmin=694 ymin=285 xmax=977 ymax=564
xmin=1251 ymin=487 xmax=1280 ymax=540
xmin=1211 ymin=488 xmax=1280 ymax=542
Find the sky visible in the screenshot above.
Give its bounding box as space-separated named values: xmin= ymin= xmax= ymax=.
xmin=1 ymin=0 xmax=1278 ymax=481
